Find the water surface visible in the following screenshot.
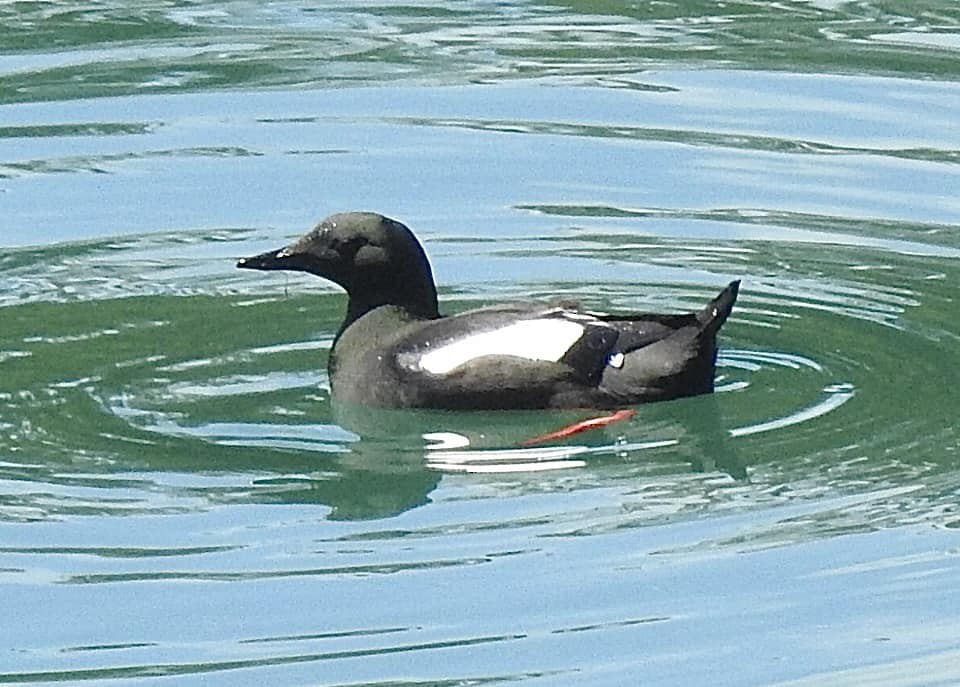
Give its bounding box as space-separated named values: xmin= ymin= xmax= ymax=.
xmin=2 ymin=2 xmax=960 ymax=685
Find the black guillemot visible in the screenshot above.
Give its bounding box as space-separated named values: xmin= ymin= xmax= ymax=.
xmin=238 ymin=212 xmax=740 ymax=410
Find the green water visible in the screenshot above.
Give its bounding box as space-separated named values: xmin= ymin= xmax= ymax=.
xmin=2 ymin=2 xmax=960 ymax=685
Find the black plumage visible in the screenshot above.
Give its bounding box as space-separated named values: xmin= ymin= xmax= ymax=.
xmin=238 ymin=212 xmax=739 ymax=410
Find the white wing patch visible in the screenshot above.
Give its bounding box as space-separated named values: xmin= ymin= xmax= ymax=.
xmin=418 ymin=319 xmax=585 ymax=375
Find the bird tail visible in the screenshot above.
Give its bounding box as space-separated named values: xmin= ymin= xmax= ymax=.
xmin=697 ymin=280 xmax=740 ymax=336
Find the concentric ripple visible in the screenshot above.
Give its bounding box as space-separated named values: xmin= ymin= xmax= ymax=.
xmin=2 ymin=223 xmax=957 ymax=531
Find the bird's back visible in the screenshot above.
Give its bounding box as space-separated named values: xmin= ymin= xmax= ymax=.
xmin=328 ymin=281 xmax=739 ymax=409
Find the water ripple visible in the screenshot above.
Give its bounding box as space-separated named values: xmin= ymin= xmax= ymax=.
xmin=3 ymin=2 xmax=960 ymax=686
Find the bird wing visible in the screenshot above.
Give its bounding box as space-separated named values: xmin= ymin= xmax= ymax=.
xmin=389 ymin=305 xmax=619 ymax=409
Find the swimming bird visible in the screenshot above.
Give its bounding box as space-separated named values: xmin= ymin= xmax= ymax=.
xmin=237 ymin=212 xmax=739 ymax=410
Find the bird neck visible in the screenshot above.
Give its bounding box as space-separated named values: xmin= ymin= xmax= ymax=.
xmin=338 ymin=282 xmax=439 ymax=341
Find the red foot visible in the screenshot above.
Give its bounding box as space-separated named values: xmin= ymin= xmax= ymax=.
xmin=521 ymin=409 xmax=636 ymax=446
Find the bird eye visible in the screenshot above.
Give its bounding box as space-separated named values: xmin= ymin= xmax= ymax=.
xmin=354 ymin=245 xmax=387 ymax=266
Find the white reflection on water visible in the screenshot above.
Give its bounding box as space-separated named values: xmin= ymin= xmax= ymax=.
xmin=424 ymin=437 xmax=679 ymax=473
xmin=730 ymin=385 xmax=855 ymax=438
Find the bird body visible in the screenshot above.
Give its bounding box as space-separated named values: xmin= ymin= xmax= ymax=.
xmin=238 ymin=212 xmax=739 ymax=410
